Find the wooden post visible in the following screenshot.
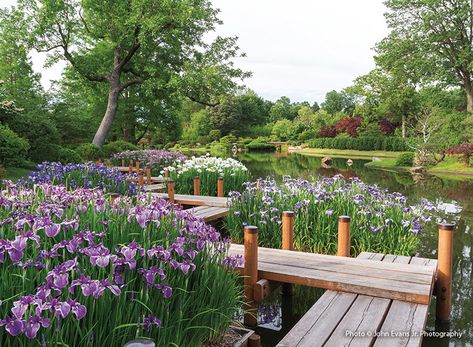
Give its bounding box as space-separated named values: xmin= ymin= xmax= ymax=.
xmin=138 ymin=172 xmax=144 ymax=187
xmin=282 ymin=211 xmax=294 ymax=295
xmin=167 ymin=180 xmax=175 ymax=204
xmin=217 ymin=177 xmax=224 ymax=197
xmin=337 ymin=216 xmax=351 ymax=257
xmin=129 ymin=160 xmax=133 ymax=173
xmin=193 ymin=176 xmax=201 ymax=196
xmin=146 ymin=167 xmax=151 ymax=185
xmin=436 ymin=223 xmax=454 ymax=322
xmin=121 ymin=159 xmax=125 ymax=167
xmin=244 ymin=226 xmax=258 ymax=327
xmin=135 ymin=161 xmax=140 ymax=172
xmin=164 ymin=169 xmax=169 ymax=178
xmin=248 ymin=334 xmax=261 ymax=347
xmin=282 ymin=211 xmax=294 ymax=251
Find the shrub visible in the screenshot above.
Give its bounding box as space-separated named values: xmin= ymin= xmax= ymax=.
xmin=335 ymin=116 xmax=362 ymax=137
xmin=396 ymin=152 xmax=415 ymax=167
xmin=226 ymin=176 xmax=437 ymax=256
xmin=307 ymin=136 xmax=408 ymax=151
xmin=246 ymin=142 xmax=276 ymax=152
xmin=208 ymin=129 xmax=221 ymax=141
xmin=55 ymin=146 xmax=82 ymax=164
xmin=445 ymin=143 xmax=473 ymax=164
xmin=76 ymin=143 xmax=104 ymax=161
xmin=0 ymin=124 xmax=30 ymax=166
xmin=102 ymin=140 xmax=139 ymax=157
xmin=0 ymin=184 xmax=241 ymax=346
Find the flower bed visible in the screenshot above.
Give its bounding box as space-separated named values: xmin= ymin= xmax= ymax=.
xmin=0 ymin=183 xmax=241 ymax=346
xmin=226 ymin=175 xmax=437 ymax=256
xmin=19 ymin=162 xmax=138 ymax=196
xmin=111 ymin=150 xmax=187 ymax=175
xmin=165 ymin=155 xmax=251 ymax=196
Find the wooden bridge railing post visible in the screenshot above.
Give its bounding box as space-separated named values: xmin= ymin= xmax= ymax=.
xmin=436 ymin=223 xmax=454 ymax=322
xmin=167 ymin=179 xmax=175 ymax=204
xmin=138 ymin=172 xmax=144 ymax=187
xmin=146 ymin=167 xmax=151 ymax=185
xmin=282 ymin=211 xmax=295 ymax=296
xmin=194 ymin=176 xmax=201 ymax=196
xmin=129 ymin=160 xmax=133 ymax=173
xmin=217 ymin=177 xmax=224 ymax=197
xmin=337 ymin=216 xmax=351 ymax=257
xmin=135 ymin=161 xmax=140 ymax=172
xmin=121 ymin=159 xmax=125 ymax=167
xmin=244 ymin=226 xmax=258 ymax=327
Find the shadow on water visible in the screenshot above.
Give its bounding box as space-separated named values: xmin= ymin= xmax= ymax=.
xmin=236 ymin=152 xmax=473 ymax=346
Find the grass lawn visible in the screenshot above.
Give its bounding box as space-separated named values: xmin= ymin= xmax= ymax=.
xmin=3 ymin=167 xmax=31 ymax=181
xmin=297 ymin=148 xmax=404 ymax=160
xmin=430 ymin=156 xmax=473 ymax=173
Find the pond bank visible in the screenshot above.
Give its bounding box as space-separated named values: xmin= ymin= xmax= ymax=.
xmin=294 ymin=147 xmax=403 ymax=159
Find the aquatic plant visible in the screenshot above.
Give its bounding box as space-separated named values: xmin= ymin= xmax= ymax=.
xmin=0 ymin=183 xmax=241 ymax=346
xmin=165 ymin=154 xmax=251 ymax=196
xmin=226 ymin=175 xmax=438 ymax=256
xmin=111 ymin=150 xmax=187 ymax=175
xmin=18 ymin=162 xmax=138 ymax=196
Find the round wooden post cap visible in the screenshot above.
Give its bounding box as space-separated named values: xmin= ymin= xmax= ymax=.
xmin=244 ymin=226 xmax=258 ymax=234
xmin=283 ymin=211 xmax=294 ymax=217
xmin=339 ymin=216 xmax=351 ymax=222
xmin=438 ymin=223 xmax=455 ymax=231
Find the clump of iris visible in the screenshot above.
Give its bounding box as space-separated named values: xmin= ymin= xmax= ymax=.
xmin=0 ymin=182 xmax=241 ymax=346
xmin=18 ymin=162 xmax=138 ymax=196
xmin=111 ymin=149 xmax=187 ymax=176
xmin=164 ymin=154 xmax=251 ymax=196
xmin=226 ymin=175 xmax=438 ymax=256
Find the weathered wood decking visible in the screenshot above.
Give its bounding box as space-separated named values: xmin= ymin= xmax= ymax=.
xmin=227 ymin=244 xmax=436 ymax=305
xmin=277 ymin=252 xmax=436 ymax=346
xmin=152 ymin=192 xmax=230 ymax=208
xmin=189 ymin=205 xmax=229 ymax=222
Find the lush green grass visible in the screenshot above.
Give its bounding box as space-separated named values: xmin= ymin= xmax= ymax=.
xmin=430 ymin=156 xmax=473 ymax=173
xmin=365 ymin=158 xmax=410 ymax=169
xmin=3 ymin=167 xmax=31 ymax=181
xmin=297 ymin=148 xmax=404 ymax=159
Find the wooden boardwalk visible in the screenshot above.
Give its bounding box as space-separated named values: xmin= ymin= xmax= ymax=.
xmin=152 ymin=192 xmax=230 ymax=208
xmin=227 ymin=244 xmax=436 ymax=304
xmin=277 ymin=252 xmax=436 ymax=346
xmin=189 ymin=206 xmax=229 ymax=222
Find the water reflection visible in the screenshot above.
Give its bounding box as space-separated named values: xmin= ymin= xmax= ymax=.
xmin=238 ymin=152 xmax=473 ymax=346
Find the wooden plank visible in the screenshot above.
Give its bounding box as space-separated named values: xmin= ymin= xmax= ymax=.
xmin=152 ymin=193 xmax=229 ymax=207
xmin=228 ymin=245 xmax=436 ymax=278
xmin=277 ymin=291 xmax=357 ymax=347
xmin=277 ymin=253 xmax=384 ymax=346
xmin=143 ymin=184 xmax=165 ymax=192
xmin=323 ymin=254 xmax=409 ymax=346
xmin=372 ymin=257 xmax=436 ymax=347
xmin=188 ymin=206 xmax=229 ymax=222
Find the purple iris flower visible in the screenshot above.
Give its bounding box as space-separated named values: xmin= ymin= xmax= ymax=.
xmin=142 ymin=315 xmax=161 ymax=331
xmin=45 ymin=223 xmax=61 ymax=238
xmin=66 ymin=298 xmax=87 ymax=320
xmin=49 ymin=298 xmax=71 ymax=319
xmin=25 ymin=315 xmax=50 ymax=339
xmin=0 ymin=316 xmax=25 ymax=336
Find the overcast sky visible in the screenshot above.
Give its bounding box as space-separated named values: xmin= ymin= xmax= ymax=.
xmin=1 ymin=0 xmax=388 ymax=103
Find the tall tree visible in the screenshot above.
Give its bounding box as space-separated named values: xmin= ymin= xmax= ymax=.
xmin=18 ymin=0 xmax=248 ymax=146
xmin=378 ymin=0 xmax=473 ymax=111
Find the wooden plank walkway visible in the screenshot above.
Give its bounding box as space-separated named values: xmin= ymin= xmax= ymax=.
xmin=143 ymin=183 xmax=165 ymax=192
xmin=152 ymin=192 xmax=230 ymax=208
xmin=276 ymin=252 xmax=437 ymax=347
xmin=189 ymin=206 xmax=229 ymax=222
xmin=227 ymin=245 xmax=436 ymax=305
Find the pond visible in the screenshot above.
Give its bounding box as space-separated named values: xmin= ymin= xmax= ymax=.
xmin=236 ymin=152 xmax=473 ymax=347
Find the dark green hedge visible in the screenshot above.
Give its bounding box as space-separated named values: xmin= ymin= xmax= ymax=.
xmin=246 ymin=142 xmax=276 ymax=152
xmin=307 ymin=137 xmax=408 ymax=152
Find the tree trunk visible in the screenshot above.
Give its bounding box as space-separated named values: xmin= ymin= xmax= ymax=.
xmin=464 ymin=78 xmax=473 ymax=112
xmin=401 ymin=114 xmax=406 ymax=138
xmin=92 ymin=79 xmax=120 ymax=147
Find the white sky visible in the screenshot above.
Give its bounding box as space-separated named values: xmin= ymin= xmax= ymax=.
xmin=1 ymin=0 xmax=388 ymax=103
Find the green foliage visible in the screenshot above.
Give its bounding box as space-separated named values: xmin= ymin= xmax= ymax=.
xmin=308 ymin=136 xmax=408 ymax=152
xmin=103 ymin=140 xmax=139 ymax=157
xmin=269 ymin=96 xmax=294 ymax=121
xmin=246 ymin=137 xmax=276 ymax=152
xmin=271 ymin=119 xmax=294 ymax=141
xmin=219 ymin=134 xmax=238 ymax=144
xmin=321 ymin=90 xmax=356 ymax=115
xmin=208 ymin=129 xmax=221 ymax=141
xmin=0 ymin=124 xmax=30 ymax=166
xmin=55 ymin=146 xmax=82 ymax=164
xmin=75 ymin=143 xmax=104 ymax=161
xmin=396 ymin=152 xmax=415 ymax=167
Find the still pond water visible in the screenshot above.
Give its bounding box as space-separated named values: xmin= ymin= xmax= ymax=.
xmin=235 ymin=152 xmax=473 ymax=347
